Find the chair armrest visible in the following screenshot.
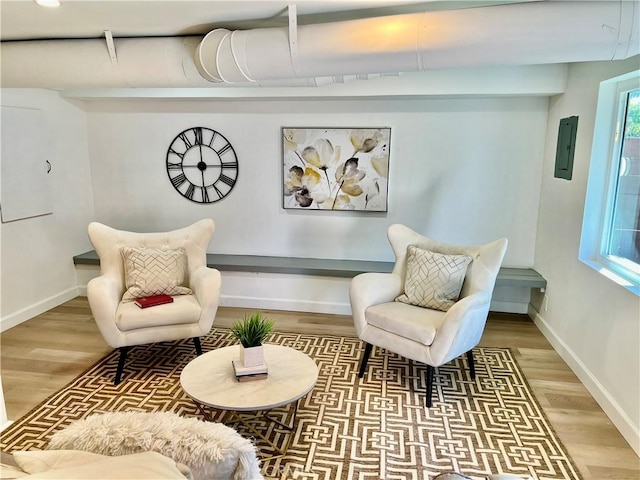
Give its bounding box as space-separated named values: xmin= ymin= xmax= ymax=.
xmin=430 ymin=293 xmax=491 ymax=365
xmin=87 ymin=275 xmax=124 ymax=348
xmin=350 ymin=272 xmax=402 ymax=337
xmin=448 ymin=292 xmax=490 ymax=313
xmin=190 ymin=266 xmax=222 ymax=333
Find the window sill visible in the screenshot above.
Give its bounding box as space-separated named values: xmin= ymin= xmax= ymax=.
xmin=580 ymin=257 xmax=640 ymax=296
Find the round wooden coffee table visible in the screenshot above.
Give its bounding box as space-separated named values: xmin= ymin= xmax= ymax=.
xmin=180 ymin=344 xmax=319 ymax=457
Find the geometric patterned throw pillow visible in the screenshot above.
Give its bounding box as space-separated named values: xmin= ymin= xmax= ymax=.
xmin=121 ymin=247 xmax=192 ymax=301
xmin=395 ymin=246 xmax=472 ymax=312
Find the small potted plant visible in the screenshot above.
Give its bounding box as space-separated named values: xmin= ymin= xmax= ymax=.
xmin=231 ymin=311 xmax=275 ymax=367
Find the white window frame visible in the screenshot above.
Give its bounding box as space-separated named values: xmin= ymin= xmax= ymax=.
xmin=579 ymin=70 xmax=640 ymax=296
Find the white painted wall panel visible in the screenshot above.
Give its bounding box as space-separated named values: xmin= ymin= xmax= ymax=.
xmin=85 ymin=97 xmax=548 ymax=269
xmin=0 ymin=106 xmax=52 ymax=222
xmin=534 ymin=57 xmax=640 ymax=455
xmin=0 ymin=90 xmax=95 ymax=330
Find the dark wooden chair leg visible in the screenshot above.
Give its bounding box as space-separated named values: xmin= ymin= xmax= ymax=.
xmin=358 ymin=343 xmax=373 ymax=378
xmin=192 ymin=337 xmax=203 ymax=356
xmin=426 ymin=365 xmax=435 ymax=407
xmin=466 ymin=350 xmax=476 ymax=379
xmin=114 ymin=347 xmax=129 ymax=385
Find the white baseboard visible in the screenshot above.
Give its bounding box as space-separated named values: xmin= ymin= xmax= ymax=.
xmin=0 ymin=287 xmax=79 ymax=332
xmin=0 ymin=420 xmax=13 ymax=432
xmin=533 ymin=311 xmax=640 ymax=456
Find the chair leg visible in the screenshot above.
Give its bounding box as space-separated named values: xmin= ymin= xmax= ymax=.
xmin=192 ymin=337 xmax=203 ymax=356
xmin=466 ymin=350 xmax=476 ymax=379
xmin=426 ymin=365 xmax=435 ymax=407
xmin=114 ymin=347 xmax=129 ymax=385
xmin=358 ymin=343 xmax=373 ymax=378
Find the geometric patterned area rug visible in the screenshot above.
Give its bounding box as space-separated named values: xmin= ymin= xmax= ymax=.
xmin=0 ymin=329 xmax=581 ymax=480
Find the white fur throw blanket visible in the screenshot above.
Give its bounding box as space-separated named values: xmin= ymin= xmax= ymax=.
xmin=47 ymin=412 xmax=264 ymax=480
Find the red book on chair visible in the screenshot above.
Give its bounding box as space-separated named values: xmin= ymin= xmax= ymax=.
xmin=134 ymin=294 xmax=174 ymax=308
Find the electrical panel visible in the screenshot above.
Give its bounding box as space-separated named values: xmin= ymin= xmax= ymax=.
xmin=554 ymin=116 xmax=578 ymax=180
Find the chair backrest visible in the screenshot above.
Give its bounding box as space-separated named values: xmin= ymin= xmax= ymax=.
xmin=87 ymin=219 xmax=215 ymax=289
xmin=387 ymin=224 xmax=507 ymax=301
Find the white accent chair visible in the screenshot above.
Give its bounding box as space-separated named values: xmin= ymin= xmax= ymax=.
xmin=87 ymin=219 xmax=221 ymax=384
xmin=350 ymin=224 xmax=508 ymax=407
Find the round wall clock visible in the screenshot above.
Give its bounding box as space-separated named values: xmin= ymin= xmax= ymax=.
xmin=166 ymin=127 xmax=238 ymax=203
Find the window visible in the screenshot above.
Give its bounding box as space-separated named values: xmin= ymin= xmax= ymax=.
xmin=608 ymin=88 xmax=640 ymax=267
xmin=580 ymin=71 xmax=640 ymax=295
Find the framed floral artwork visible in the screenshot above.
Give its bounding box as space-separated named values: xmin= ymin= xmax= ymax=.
xmin=282 ymin=127 xmax=391 ymax=211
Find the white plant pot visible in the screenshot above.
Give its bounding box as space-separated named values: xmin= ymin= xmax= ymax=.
xmin=240 ymin=344 xmax=265 ymax=368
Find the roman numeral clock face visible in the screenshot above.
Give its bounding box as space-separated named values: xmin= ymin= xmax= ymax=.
xmin=166 ymin=127 xmax=238 ymax=203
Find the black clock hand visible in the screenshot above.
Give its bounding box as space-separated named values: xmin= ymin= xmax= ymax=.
xmin=183 ymin=163 xmax=222 ymax=169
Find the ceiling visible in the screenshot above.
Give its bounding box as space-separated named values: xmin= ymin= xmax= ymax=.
xmin=0 ymin=0 xmax=637 ymax=92
xmin=0 ymin=0 xmax=538 ymax=42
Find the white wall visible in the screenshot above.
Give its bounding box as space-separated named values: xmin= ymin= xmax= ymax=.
xmin=534 ymin=56 xmax=640 ymax=455
xmin=79 ymin=97 xmax=548 ymax=313
xmin=0 ymin=89 xmax=95 ymax=331
xmin=85 ymin=97 xmax=547 ymax=265
xmin=0 ymin=90 xmax=550 ymax=323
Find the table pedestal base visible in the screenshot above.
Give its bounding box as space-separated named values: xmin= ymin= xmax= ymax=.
xmin=191 ymin=398 xmax=301 ymax=460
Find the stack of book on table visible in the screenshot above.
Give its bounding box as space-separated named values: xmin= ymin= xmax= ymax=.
xmin=232 ymin=360 xmax=268 ymax=382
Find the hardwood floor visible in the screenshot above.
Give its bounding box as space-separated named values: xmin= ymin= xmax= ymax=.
xmin=1 ymin=298 xmax=638 ymax=479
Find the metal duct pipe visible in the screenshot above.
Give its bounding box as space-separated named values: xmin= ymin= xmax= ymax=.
xmin=0 ymin=35 xmax=374 ymax=88
xmin=1 ymin=36 xmax=212 ymax=89
xmin=1 ymin=1 xmax=637 ymax=89
xmin=196 ymin=1 xmax=639 ymax=84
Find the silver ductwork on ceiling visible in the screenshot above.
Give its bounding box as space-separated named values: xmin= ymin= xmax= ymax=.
xmin=1 ymin=1 xmax=638 ymax=89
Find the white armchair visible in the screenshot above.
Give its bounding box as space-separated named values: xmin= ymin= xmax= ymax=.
xmin=87 ymin=219 xmax=221 ymax=384
xmin=350 ymin=224 xmax=507 ymax=407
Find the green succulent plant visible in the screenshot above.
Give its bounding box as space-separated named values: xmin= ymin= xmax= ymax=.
xmin=230 ymin=311 xmax=275 ymax=348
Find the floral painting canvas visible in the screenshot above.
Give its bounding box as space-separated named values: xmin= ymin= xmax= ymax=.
xmin=283 ymin=127 xmax=391 ymax=211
